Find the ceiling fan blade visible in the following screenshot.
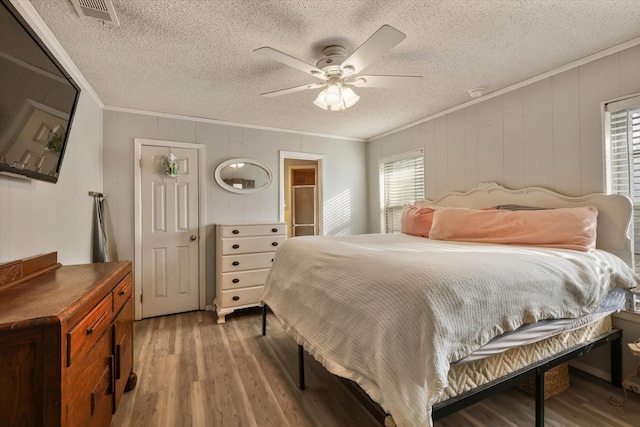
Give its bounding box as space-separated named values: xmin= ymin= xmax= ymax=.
xmin=343 ymin=25 xmax=406 ymax=74
xmin=261 ymin=82 xmax=326 ymax=97
xmin=347 ymin=75 xmax=422 ymax=89
xmin=254 ymin=47 xmax=328 ymax=80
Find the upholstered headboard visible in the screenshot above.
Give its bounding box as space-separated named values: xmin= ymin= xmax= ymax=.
xmin=415 ymin=182 xmax=634 ymax=267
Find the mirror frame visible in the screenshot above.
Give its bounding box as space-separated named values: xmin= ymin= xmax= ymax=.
xmin=214 ymin=158 xmax=273 ymax=194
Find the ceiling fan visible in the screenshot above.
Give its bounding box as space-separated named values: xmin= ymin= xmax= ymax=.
xmin=254 ymin=25 xmax=422 ymax=112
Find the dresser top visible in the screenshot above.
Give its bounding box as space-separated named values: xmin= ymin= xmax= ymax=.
xmin=0 ymin=261 xmax=131 ymax=329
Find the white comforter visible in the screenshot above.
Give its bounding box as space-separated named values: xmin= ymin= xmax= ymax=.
xmin=261 ymin=233 xmax=638 ymax=427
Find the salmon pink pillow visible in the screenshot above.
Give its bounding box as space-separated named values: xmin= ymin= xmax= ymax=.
xmin=429 ymin=206 xmax=598 ymax=251
xmin=400 ymin=205 xmax=436 ymax=237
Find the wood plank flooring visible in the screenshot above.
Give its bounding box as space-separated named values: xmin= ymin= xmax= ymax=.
xmin=111 ymin=309 xmax=640 ymax=427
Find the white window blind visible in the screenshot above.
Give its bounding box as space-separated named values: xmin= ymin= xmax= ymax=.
xmin=606 ymin=95 xmax=640 ymax=264
xmin=379 ymin=149 xmax=424 ymax=233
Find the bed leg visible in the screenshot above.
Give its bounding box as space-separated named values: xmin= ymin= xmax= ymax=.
xmin=262 ymin=304 xmax=268 ymax=336
xmin=298 ymin=344 xmax=306 ymax=390
xmin=611 ymin=333 xmax=623 ymax=387
xmin=535 ymin=370 xmax=545 ymax=427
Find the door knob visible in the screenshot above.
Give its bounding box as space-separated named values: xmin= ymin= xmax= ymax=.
xmin=190 ymin=235 xmax=197 ymax=241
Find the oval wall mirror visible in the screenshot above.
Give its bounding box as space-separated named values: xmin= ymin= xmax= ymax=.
xmin=214 ymin=158 xmax=273 ymax=194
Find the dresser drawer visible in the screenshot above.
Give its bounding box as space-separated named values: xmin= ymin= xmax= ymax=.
xmin=65 ymin=330 xmax=114 ymax=427
xmin=221 ymin=235 xmax=286 ymax=255
xmin=221 ymin=286 xmax=263 ymax=308
xmin=220 ymin=252 xmax=275 ymax=272
xmin=67 ymin=295 xmax=113 ymax=367
xmin=112 ymin=273 xmax=133 ymax=316
xmin=221 ymin=269 xmax=269 ymax=290
xmin=220 ymin=224 xmax=285 ymax=238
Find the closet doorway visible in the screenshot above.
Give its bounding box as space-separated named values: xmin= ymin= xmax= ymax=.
xmin=279 ymin=152 xmax=324 ymax=238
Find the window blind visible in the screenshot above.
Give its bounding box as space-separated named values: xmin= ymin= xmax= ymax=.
xmin=606 ymin=99 xmax=640 ymax=262
xmin=379 ymin=150 xmax=424 ymax=233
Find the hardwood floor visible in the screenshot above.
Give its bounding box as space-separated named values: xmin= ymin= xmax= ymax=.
xmin=111 ymin=309 xmax=640 ymax=427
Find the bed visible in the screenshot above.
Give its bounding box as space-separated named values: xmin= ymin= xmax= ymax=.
xmin=260 ymin=183 xmax=639 ymax=427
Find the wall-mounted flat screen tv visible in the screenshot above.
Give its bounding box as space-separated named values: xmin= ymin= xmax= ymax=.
xmin=0 ymin=0 xmax=80 ymax=183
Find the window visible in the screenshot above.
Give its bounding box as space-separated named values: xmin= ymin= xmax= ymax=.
xmin=605 ymin=95 xmax=640 ymax=268
xmin=379 ymin=149 xmax=425 ymax=233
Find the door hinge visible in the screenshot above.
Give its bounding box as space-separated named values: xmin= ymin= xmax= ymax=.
xmin=139 ymin=159 xmax=143 ymax=168
xmin=140 ymin=293 xmax=143 ymax=303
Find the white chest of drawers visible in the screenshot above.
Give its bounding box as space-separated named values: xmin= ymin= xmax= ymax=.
xmin=214 ymin=222 xmax=286 ymax=323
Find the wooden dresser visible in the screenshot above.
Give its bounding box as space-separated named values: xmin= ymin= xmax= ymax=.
xmin=0 ymin=253 xmax=136 ymax=427
xmin=214 ymin=223 xmax=286 ymax=323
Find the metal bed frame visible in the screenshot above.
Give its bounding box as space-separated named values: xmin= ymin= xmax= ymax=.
xmin=262 ymin=304 xmax=623 ymax=427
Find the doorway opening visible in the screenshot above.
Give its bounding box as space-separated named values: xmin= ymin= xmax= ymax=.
xmin=279 ymin=151 xmax=324 ymax=237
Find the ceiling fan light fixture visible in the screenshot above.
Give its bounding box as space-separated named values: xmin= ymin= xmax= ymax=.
xmin=341 ymin=87 xmax=360 ymax=108
xmin=313 ymin=84 xmax=360 ymax=111
xmin=257 ymin=25 xmax=421 ymax=113
xmin=324 ymin=83 xmax=342 ymax=106
xmin=313 ymin=90 xmax=330 ymax=110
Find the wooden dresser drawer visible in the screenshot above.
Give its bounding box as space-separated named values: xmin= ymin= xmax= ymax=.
xmin=220 ymin=224 xmax=286 ymax=238
xmin=112 ymin=273 xmax=133 ymax=316
xmin=67 ymin=295 xmax=112 ymax=367
xmin=220 ymin=252 xmax=275 ymax=272
xmin=221 ymin=269 xmax=269 ymax=290
xmin=65 ymin=331 xmax=113 ymax=427
xmin=221 ymin=286 xmax=264 ymax=308
xmin=221 ymin=235 xmax=286 ymax=255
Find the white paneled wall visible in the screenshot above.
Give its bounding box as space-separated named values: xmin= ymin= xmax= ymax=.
xmin=367 ymin=44 xmax=640 ymax=233
xmin=102 ymin=110 xmax=367 ymax=304
xmin=0 ymin=90 xmax=103 ymax=264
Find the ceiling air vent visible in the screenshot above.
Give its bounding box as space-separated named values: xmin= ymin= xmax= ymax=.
xmin=70 ymin=0 xmax=120 ymax=26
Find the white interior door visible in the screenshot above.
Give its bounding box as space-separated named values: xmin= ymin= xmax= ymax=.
xmin=141 ymin=145 xmax=199 ymax=318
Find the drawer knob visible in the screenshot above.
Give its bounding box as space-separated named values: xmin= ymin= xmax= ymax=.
xmin=271 ymin=228 xmax=278 ymax=233
xmin=272 ymin=242 xmax=278 ymax=247
xmin=232 ymin=229 xmax=239 ymax=234
xmin=232 ymin=278 xmax=240 ymax=284
xmin=119 ymin=290 xmax=126 ymax=295
xmin=232 ymin=261 xmax=240 ymax=266
xmin=232 ymin=296 xmax=240 ymax=301
xmin=271 ymin=258 xmax=274 ymax=262
xmin=232 ymin=244 xmax=240 ymax=249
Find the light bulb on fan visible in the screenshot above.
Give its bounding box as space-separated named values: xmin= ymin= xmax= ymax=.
xmin=324 ymin=83 xmax=342 ymax=107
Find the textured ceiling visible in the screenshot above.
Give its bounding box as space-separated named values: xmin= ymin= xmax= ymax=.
xmin=27 ymin=0 xmax=640 ymax=140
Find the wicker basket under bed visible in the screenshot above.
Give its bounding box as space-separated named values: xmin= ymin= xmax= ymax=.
xmin=518 ymin=362 xmax=570 ymax=399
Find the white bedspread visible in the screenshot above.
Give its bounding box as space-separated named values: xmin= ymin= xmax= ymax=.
xmin=261 ymin=233 xmax=638 ymax=427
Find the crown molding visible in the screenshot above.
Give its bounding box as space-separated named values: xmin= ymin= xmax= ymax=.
xmin=103 ymin=105 xmax=365 ymax=142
